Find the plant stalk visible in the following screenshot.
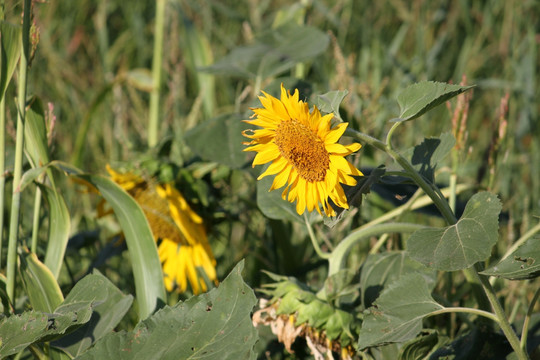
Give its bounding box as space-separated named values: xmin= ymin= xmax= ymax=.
xmin=0 ymin=98 xmax=6 ymax=267
xmin=7 ymin=0 xmax=31 ymax=302
xmin=148 ymin=0 xmax=166 ymax=148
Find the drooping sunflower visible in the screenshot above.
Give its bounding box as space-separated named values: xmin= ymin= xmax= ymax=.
xmin=243 ymin=84 xmax=363 ymax=216
xmin=105 ymin=165 xmax=217 ymax=294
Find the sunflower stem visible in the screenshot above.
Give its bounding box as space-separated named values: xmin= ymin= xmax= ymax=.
xmin=304 ymin=213 xmax=330 ymax=260
xmin=327 ymin=222 xmax=424 ymax=276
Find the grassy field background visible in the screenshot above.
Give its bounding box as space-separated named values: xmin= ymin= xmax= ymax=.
xmin=2 ymin=0 xmax=539 ymax=357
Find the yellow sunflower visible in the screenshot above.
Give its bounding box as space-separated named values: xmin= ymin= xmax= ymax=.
xmin=243 ymin=84 xmax=363 ymax=216
xmin=105 ymin=165 xmax=217 ymax=294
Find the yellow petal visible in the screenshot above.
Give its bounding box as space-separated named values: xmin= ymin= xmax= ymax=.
xmin=325 ymin=123 xmax=348 ymax=145
xmin=257 ymin=157 xmax=288 ymax=180
xmin=252 ymin=146 xmax=280 ymax=166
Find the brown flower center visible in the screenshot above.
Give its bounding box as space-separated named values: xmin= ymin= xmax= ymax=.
xmin=274 ymin=119 xmax=329 ymax=182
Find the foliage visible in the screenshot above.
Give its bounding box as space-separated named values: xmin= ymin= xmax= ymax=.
xmin=1 ymin=1 xmax=539 ymax=359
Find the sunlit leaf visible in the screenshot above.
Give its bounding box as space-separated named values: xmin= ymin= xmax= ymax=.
xmin=77 ymin=261 xmax=258 ymax=360
xmin=358 ymin=273 xmax=443 ymax=349
xmin=360 ymin=251 xmax=436 ymax=310
xmin=125 ymin=68 xmax=153 ymax=92
xmin=404 ymin=133 xmax=456 ymax=182
xmin=480 ymin=236 xmax=540 ymax=280
xmin=74 ymin=174 xmax=165 ymax=320
xmin=0 ymin=21 xmax=22 ymax=100
xmin=185 ymin=114 xmax=251 ymax=169
xmin=24 ymin=97 xmax=50 ymax=169
xmin=407 ymin=192 xmax=501 ymax=271
xmin=19 ymin=248 xmax=63 ymax=312
xmin=394 ymin=81 xmax=474 ymax=122
xmin=52 ymin=271 xmax=134 ymax=357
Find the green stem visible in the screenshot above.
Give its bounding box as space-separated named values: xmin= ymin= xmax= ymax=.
xmin=148 ymin=0 xmax=166 ymax=148
xmin=428 ymin=307 xmax=499 ymax=323
xmin=521 ymin=286 xmax=540 ymax=350
xmin=328 ymin=222 xmax=424 ymax=276
xmin=0 ymin=97 xmax=5 ymax=268
xmin=7 ymin=0 xmax=31 ymax=302
xmin=304 ymin=213 xmax=330 ymax=260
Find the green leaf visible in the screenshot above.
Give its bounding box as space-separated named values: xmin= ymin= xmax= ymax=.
xmin=24 ymin=97 xmax=51 ymax=169
xmin=480 ymin=236 xmax=540 ymax=280
xmin=74 ymin=174 xmax=165 ymax=320
xmin=256 ymin=173 xmax=306 ymax=223
xmin=19 ymin=248 xmax=64 ymax=312
xmin=405 ymin=133 xmax=456 ymax=182
xmin=0 ymin=303 xmax=93 ymax=358
xmin=41 ymin=184 xmax=71 ymax=279
xmin=360 ymin=251 xmax=436 ymax=310
xmin=395 ymin=81 xmax=475 ymax=122
xmin=77 ymin=261 xmax=258 ymax=360
xmin=407 ymin=192 xmax=502 ymax=271
xmin=202 ymin=24 xmax=329 ymax=79
xmin=0 ymin=21 xmax=22 ymax=100
xmin=357 ymin=273 xmax=443 ymax=349
xmin=52 ymin=271 xmax=133 ymax=357
xmin=398 ymin=330 xmax=448 ymax=360
xmin=185 ymin=114 xmax=251 ymax=169
xmin=125 ymin=68 xmax=153 ymax=92
xmin=316 ymin=90 xmax=349 ymax=116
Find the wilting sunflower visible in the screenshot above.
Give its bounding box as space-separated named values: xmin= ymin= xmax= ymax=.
xmin=104 ymin=165 xmax=217 ymax=294
xmin=243 ymin=84 xmax=363 ymax=216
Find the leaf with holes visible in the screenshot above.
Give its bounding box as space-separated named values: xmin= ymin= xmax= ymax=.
xmin=480 ymin=236 xmax=540 ymax=280
xmin=357 ymin=274 xmax=443 ymax=349
xmin=407 ymin=192 xmax=501 ymax=271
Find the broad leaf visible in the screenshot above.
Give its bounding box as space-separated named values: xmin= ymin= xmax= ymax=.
xmin=19 ymin=248 xmax=63 ymax=312
xmin=74 ymin=174 xmax=165 ymax=320
xmin=398 ymin=330 xmax=448 ymax=360
xmin=185 ymin=114 xmax=251 ymax=169
xmin=480 ymin=236 xmax=540 ymax=280
xmin=395 ymin=81 xmax=474 ymax=122
xmin=0 ymin=304 xmax=93 ymax=358
xmin=52 ymin=271 xmax=133 ymax=357
xmin=360 ymin=251 xmax=436 ymax=310
xmin=357 ymin=273 xmax=443 ymax=349
xmin=316 ymin=90 xmax=349 ymax=116
xmin=0 ymin=21 xmax=22 ymax=100
xmin=405 ymin=133 xmax=456 ymax=182
xmin=41 ymin=184 xmax=71 ymax=279
xmin=202 ymin=24 xmax=329 ymax=79
xmin=77 ymin=261 xmax=258 ymax=360
xmin=407 ymin=192 xmax=501 ymax=271
xmin=256 ymin=174 xmax=303 ymax=223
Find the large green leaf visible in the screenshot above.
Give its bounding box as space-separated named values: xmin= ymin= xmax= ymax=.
xmin=395 ymin=81 xmax=474 ymax=122
xmin=52 ymin=271 xmax=133 ymax=357
xmin=357 ymin=273 xmax=443 ymax=349
xmin=480 ymin=236 xmax=540 ymax=280
xmin=0 ymin=302 xmax=93 ymax=358
xmin=75 ymin=174 xmax=165 ymax=320
xmin=41 ymin=184 xmax=71 ymax=279
xmin=256 ymin=174 xmax=303 ymax=223
xmin=24 ymin=97 xmax=51 ymax=169
xmin=77 ymin=261 xmax=258 ymax=360
xmin=404 ymin=133 xmax=456 ymax=182
xmin=19 ymin=248 xmax=64 ymax=312
xmin=185 ymin=114 xmax=251 ymax=169
xmin=0 ymin=21 xmax=22 ymax=100
xmin=407 ymin=192 xmax=502 ymax=271
xmin=398 ymin=330 xmax=448 ymax=360
xmin=202 ymin=24 xmax=329 ymax=79
xmin=360 ymin=251 xmax=436 ymax=310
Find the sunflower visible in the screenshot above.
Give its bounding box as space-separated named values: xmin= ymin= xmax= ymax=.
xmin=105 ymin=165 xmax=217 ymax=294
xmin=243 ymin=84 xmax=363 ymax=216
